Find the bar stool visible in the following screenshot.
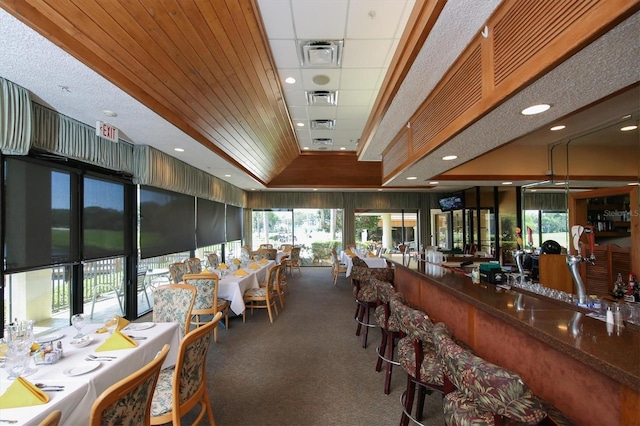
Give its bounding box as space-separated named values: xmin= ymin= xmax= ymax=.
xmin=393 ymin=297 xmax=454 ymax=426
xmin=431 ymin=322 xmax=548 ymax=426
xmin=350 ymin=257 xmax=377 ymax=348
xmin=371 ymin=279 xmax=403 ymax=394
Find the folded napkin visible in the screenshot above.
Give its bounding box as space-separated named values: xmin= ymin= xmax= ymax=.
xmin=0 ymin=377 xmax=49 ymax=409
xmin=202 ymin=269 xmax=213 ymax=274
xmin=249 ymin=263 xmax=260 ymax=270
xmin=344 ymin=249 xmax=354 ymax=256
xmin=115 ymin=315 xmax=130 ymax=331
xmin=233 ymin=258 xmax=241 ymax=265
xmin=217 ymin=263 xmax=228 ymax=270
xmin=233 ymin=269 xmax=249 ymax=277
xmin=258 ymin=258 xmax=268 ymax=265
xmin=368 ymin=251 xmax=376 ymax=258
xmin=284 ymin=247 xmax=292 ymax=252
xmin=95 ymin=330 xmax=138 ymax=352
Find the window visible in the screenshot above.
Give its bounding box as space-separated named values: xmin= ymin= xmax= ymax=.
xmin=83 ymin=176 xmax=128 ymax=259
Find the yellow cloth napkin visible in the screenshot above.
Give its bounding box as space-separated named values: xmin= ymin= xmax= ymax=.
xmin=345 ymin=249 xmax=354 ymax=256
xmin=368 ymin=251 xmax=376 ymax=258
xmin=0 ymin=377 xmax=49 ymax=409
xmin=202 ymin=269 xmax=214 ymax=274
xmin=95 ymin=330 xmax=138 ymax=352
xmin=233 ymin=269 xmax=249 ymax=277
xmin=249 ymin=263 xmax=260 ymax=270
xmin=233 ymin=258 xmax=241 ymax=265
xmin=218 ymin=263 xmax=228 ymax=270
xmin=259 ymin=258 xmax=268 ymax=265
xmin=115 ymin=316 xmax=130 ymax=331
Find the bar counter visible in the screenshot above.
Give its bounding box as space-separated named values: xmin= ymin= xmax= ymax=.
xmin=390 ymin=260 xmax=639 ymax=426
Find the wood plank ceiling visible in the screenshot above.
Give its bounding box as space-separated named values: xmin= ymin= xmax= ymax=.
xmin=3 ymin=0 xmax=304 ymax=186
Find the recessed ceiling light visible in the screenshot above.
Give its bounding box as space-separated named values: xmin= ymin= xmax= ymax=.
xmin=251 ymin=188 xmax=256 ymax=191
xmin=621 ymin=125 xmax=638 ymax=131
xmin=296 ymin=122 xmax=305 ymax=127
xmin=521 ymin=104 xmax=551 ymax=115
xmin=531 ymin=189 xmax=537 ymax=192
xmin=622 ymin=114 xmax=632 ymax=119
xmin=224 ymin=174 xmax=231 ymax=177
xmin=406 ymin=176 xmax=417 ymax=180
xmin=174 ymin=148 xmax=184 ymax=152
xmin=442 ymin=155 xmax=457 ymax=161
xmin=628 ymin=182 xmax=640 ymax=186
xmin=378 ymin=189 xmax=383 ymax=191
xmin=103 ymin=110 xmax=117 ymax=117
xmin=554 ymin=181 xmax=566 ymax=185
xmin=502 ymin=182 xmax=513 ymax=185
xmin=339 ymin=147 xmax=346 ymax=150
xmin=550 ymin=125 xmax=565 ymax=131
xmin=284 ymin=77 xmax=296 ymax=84
xmin=429 ymin=181 xmax=439 ymax=185
xmin=313 ymin=188 xmax=318 ymax=191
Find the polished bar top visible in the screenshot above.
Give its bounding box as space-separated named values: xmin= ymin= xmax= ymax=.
xmin=395 ymin=260 xmax=640 ymax=392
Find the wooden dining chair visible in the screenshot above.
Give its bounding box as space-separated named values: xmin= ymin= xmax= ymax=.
xmin=183 ymin=273 xmax=230 ymax=342
xmin=150 ymin=312 xmax=223 ymax=426
xmin=185 ymin=257 xmax=202 ymax=274
xmin=169 ymin=262 xmax=187 ymax=283
xmin=242 ymin=263 xmax=279 ymax=323
xmin=152 ymin=284 xmax=196 ymax=337
xmin=38 ymin=410 xmax=62 ymax=426
xmin=285 ymin=246 xmax=302 ymax=276
xmin=206 ymin=252 xmax=220 ymax=269
xmin=90 ymin=344 xmax=170 ymax=426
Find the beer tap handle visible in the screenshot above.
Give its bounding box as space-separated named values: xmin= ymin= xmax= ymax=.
xmin=584 ymin=225 xmax=595 ymax=262
xmin=571 ymin=225 xmax=584 ymax=255
xmin=515 ymin=227 xmax=523 ymax=250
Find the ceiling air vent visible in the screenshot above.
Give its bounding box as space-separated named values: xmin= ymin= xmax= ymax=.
xmin=298 ymin=40 xmax=343 ymax=67
xmin=306 ymin=90 xmax=338 ymax=106
xmin=312 ymin=138 xmax=333 ymax=146
xmin=311 ymin=119 xmax=336 ymax=130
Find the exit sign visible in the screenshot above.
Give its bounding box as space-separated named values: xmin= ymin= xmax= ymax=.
xmin=96 ymin=121 xmax=119 ymax=142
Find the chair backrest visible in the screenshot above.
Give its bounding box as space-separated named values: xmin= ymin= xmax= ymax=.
xmin=289 ymin=246 xmax=301 ymax=262
xmin=259 ymin=248 xmax=277 ymax=260
xmin=38 ymin=410 xmax=62 ymax=426
xmin=183 ymin=273 xmax=220 ymax=314
xmin=185 ymin=257 xmax=202 ymax=274
xmin=167 ymin=312 xmax=223 ymax=421
xmin=152 ymin=284 xmax=196 ymax=336
xmin=90 ymin=344 xmax=170 ymax=426
xmin=266 ymin=263 xmax=280 ymax=294
xmin=169 ymin=262 xmax=187 ymax=283
xmin=390 ymin=293 xmax=433 ymax=341
xmin=207 ymin=253 xmax=220 ymax=269
xmin=279 ymin=243 xmax=293 ymax=252
xmin=259 ymin=243 xmax=273 ymax=250
xmin=137 ymin=269 xmax=147 ymax=288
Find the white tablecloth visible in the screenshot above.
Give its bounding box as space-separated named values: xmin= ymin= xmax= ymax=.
xmin=217 ymin=260 xmax=275 ymax=315
xmin=339 ymin=251 xmax=388 ymax=277
xmin=0 ymin=322 xmax=180 ymax=426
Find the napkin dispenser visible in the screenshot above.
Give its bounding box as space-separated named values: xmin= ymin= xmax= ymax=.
xmin=33 ymin=342 xmax=63 ymax=364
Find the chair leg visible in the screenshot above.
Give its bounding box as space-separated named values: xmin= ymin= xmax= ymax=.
xmin=384 ymin=331 xmax=397 ymax=395
xmin=376 ymin=328 xmax=387 ymax=372
xmin=266 ymin=302 xmax=274 ymax=323
xmin=401 ymin=376 xmax=416 ymax=426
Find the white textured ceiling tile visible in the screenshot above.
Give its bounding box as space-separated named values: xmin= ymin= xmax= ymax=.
xmin=283 ymin=89 xmax=308 ymax=106
xmin=257 ymin=0 xmax=295 ymax=39
xmin=336 ymin=90 xmax=373 ymax=106
xmin=339 ymin=68 xmax=381 ymax=90
xmin=337 ymin=105 xmax=370 ymax=120
xmin=288 ymin=106 xmax=309 ymax=120
xmin=292 ymin=0 xmax=349 ymax=39
xmin=336 ymin=118 xmax=367 ymax=130
xmin=342 ymin=39 xmax=393 ymax=68
xmin=269 ymin=39 xmax=299 ymax=68
xmin=309 ymin=129 xmax=334 ymax=139
xmin=307 ymin=106 xmax=338 ymax=119
xmin=347 ymin=0 xmax=406 ymax=39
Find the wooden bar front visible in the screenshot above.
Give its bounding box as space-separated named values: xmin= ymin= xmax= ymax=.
xmin=393 ymin=262 xmax=640 ymax=426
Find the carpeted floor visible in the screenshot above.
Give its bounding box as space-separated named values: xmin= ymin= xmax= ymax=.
xmin=168 ymin=266 xmax=445 ymax=425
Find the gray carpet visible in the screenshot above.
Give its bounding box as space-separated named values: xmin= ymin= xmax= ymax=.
xmin=176 ymin=267 xmax=445 ymax=425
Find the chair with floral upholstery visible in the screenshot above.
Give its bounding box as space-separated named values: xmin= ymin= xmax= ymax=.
xmin=90 ymin=344 xmax=169 ymax=426
xmin=431 ymin=322 xmax=548 ymax=426
xmin=258 ymin=248 xmax=277 ymax=260
xmin=275 ymin=258 xmax=288 ymax=309
xmin=392 ymin=295 xmax=453 ymax=426
xmin=206 ymin=253 xmax=220 ymax=269
xmin=152 ymin=284 xmax=196 ymax=337
xmin=351 ymin=257 xmax=377 ymax=348
xmin=183 ymin=273 xmax=230 ymax=342
xmin=258 ymin=243 xmax=274 ymax=250
xmin=372 ymin=279 xmax=403 ymax=394
xmin=185 ymin=257 xmax=202 ymax=274
xmin=243 ymin=263 xmax=279 ymax=323
xmin=150 ymin=312 xmax=222 ymax=425
xmin=331 ymin=248 xmax=347 ymax=285
xmin=285 ymin=246 xmax=302 ymax=276
xmin=169 ymin=262 xmax=188 ymax=283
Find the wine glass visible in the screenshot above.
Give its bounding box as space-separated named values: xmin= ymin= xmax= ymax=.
xmin=5 ymin=349 xmax=30 ymax=380
xmin=103 ymin=314 xmax=118 ymax=334
xmin=71 ymin=313 xmax=86 ymax=338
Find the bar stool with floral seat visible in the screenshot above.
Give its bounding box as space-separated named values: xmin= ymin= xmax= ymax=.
xmin=371 ymin=278 xmax=404 ymax=395
xmin=351 ymin=257 xmax=378 ymax=348
xmin=392 ymin=295 xmax=454 ymax=426
xmin=431 ymin=322 xmax=548 ymax=426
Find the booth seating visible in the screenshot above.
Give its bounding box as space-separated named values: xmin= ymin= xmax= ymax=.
xmin=431 ymin=322 xmax=548 ymax=426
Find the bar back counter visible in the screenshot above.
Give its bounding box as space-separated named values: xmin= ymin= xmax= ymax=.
xmin=391 ymin=260 xmax=639 ymax=425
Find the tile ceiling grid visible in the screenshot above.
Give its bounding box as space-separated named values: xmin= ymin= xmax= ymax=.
xmin=258 ymin=0 xmax=415 ymax=152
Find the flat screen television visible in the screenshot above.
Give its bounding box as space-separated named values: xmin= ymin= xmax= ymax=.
xmin=438 ymin=194 xmax=464 ymax=212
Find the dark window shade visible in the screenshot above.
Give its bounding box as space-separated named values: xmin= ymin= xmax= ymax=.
xmin=196 ymin=198 xmax=225 ymax=247
xmin=139 ymin=186 xmax=195 ymax=259
xmin=83 ymin=176 xmax=127 ymax=259
xmin=4 ymin=158 xmax=78 ymax=271
xmin=225 ymin=205 xmax=243 ymax=242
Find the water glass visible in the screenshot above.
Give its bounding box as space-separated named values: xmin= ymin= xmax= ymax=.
xmin=103 ymin=314 xmax=118 ymax=334
xmin=71 ymin=313 xmax=86 ymax=338
xmin=5 ymin=349 xmax=30 ymax=380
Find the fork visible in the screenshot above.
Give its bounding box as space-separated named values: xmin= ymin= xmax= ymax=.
xmin=87 ymin=354 xmax=117 ymax=359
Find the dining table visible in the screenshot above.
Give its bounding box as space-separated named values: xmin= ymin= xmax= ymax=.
xmin=339 ymin=251 xmax=388 ymax=277
xmin=0 ymin=321 xmax=180 ymax=425
xmin=216 ymin=260 xmax=275 ymax=315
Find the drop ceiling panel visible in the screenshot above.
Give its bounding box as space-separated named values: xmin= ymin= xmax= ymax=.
xmin=307 ymin=106 xmax=338 ymax=120
xmin=291 ymin=1 xmax=349 ymax=39
xmin=256 ymin=0 xmax=295 ymax=38
xmin=283 ymin=90 xmax=308 ymax=106
xmin=269 ymin=39 xmax=300 ymax=68
xmin=337 ymin=106 xmax=371 ymax=120
xmin=346 ymin=0 xmax=411 ymax=39
xmin=339 ymin=68 xmax=382 ymax=89
xmin=342 ymin=39 xmax=393 ymax=68
xmin=299 ymin=69 xmax=341 ymax=90
xmin=337 ymin=90 xmax=374 ymax=105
